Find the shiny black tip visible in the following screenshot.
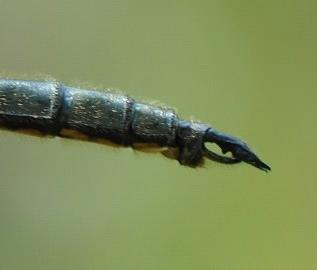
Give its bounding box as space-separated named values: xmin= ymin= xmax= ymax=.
xmin=203 ymin=128 xmax=271 ymax=172
xmin=250 ymin=156 xmax=271 ymax=172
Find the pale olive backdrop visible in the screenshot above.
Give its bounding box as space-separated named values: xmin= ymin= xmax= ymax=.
xmin=0 ymin=0 xmax=315 ymax=269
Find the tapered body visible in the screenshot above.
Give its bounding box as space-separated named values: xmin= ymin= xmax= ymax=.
xmin=0 ymin=79 xmax=270 ymax=171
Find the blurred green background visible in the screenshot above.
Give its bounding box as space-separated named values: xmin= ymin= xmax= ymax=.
xmin=0 ymin=0 xmax=315 ymax=269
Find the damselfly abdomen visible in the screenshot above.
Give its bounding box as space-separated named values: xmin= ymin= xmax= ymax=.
xmin=0 ymin=79 xmax=270 ymax=172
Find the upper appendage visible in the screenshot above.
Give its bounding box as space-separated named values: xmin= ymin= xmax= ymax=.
xmin=175 ymin=120 xmax=271 ymax=172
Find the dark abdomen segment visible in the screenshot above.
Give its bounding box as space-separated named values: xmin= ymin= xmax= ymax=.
xmin=0 ymin=79 xmax=177 ymax=146
xmin=0 ymin=80 xmax=61 ymax=132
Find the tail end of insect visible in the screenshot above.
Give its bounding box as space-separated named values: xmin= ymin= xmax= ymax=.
xmin=253 ymin=158 xmax=271 ymax=172
xmin=203 ymin=128 xmax=271 ymax=172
